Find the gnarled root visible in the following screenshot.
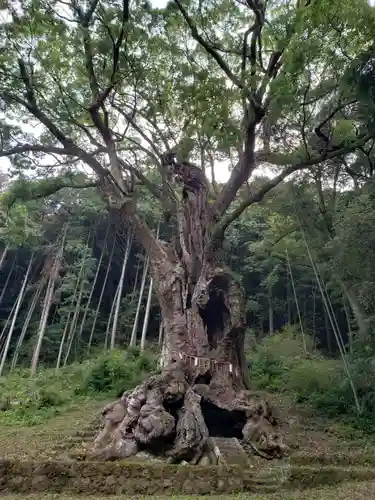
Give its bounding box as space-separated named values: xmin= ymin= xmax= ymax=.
xmin=91 ymin=367 xmax=287 ymax=463
xmin=166 ymin=388 xmax=208 ymax=464
xmin=133 ymin=387 xmax=176 ymax=445
xmin=240 ymin=394 xmax=289 ymax=460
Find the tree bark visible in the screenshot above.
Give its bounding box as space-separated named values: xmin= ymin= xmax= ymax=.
xmin=92 ymin=160 xmax=286 ymax=464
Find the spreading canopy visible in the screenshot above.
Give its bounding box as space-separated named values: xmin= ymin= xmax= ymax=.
xmin=0 ymin=0 xmax=374 ymax=241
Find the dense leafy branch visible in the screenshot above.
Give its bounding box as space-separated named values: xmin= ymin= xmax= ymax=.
xmin=214 ymin=132 xmax=375 ymax=239
xmin=1 ymin=176 xmax=98 ymax=210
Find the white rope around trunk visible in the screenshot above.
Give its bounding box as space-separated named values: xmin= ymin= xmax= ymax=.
xmin=169 ymin=350 xmax=240 ymax=377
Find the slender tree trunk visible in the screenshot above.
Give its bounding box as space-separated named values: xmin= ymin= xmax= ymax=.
xmin=0 ymin=256 xmax=34 ymax=375
xmin=0 ymin=244 xmax=9 ymax=270
xmin=56 ymin=318 xmax=70 ymax=372
xmin=312 ymin=284 xmax=316 ymax=348
xmin=129 ymin=255 xmax=149 ymax=347
xmin=132 ymin=253 xmax=142 ymax=294
xmin=343 ymin=298 xmax=353 ymax=354
xmin=30 ymin=275 xmax=55 ymax=375
xmin=0 ymin=256 xmax=16 ymax=307
xmin=110 ymin=231 xmax=132 ymax=349
xmin=32 ymin=230 xmax=67 ymax=374
xmin=140 ymin=223 xmax=159 ymax=352
xmin=286 ymin=249 xmax=307 ymax=352
xmin=63 ymin=268 xmax=88 ymax=365
xmin=140 ymin=276 xmax=154 ymax=352
xmin=0 ymin=300 xmax=17 ymax=351
xmin=158 ymin=318 xmax=163 ymax=347
xmin=58 ymin=237 xmax=90 ymax=368
xmin=268 ymin=283 xmax=274 ymax=335
xmin=88 ymin=235 xmax=116 ymax=352
xmin=287 ymin=270 xmax=291 ymax=326
xmin=105 ymin=285 xmax=120 ymax=349
xmin=300 ymin=223 xmax=361 ymax=414
xmin=79 ymin=224 xmax=110 ymax=341
xmin=11 ymin=276 xmax=46 ymax=370
xmin=323 ymin=281 xmax=346 ymax=355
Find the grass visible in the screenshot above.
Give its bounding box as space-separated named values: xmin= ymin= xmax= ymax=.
xmin=2 ymin=481 xmax=375 ymax=498
xmin=0 ymin=348 xmax=157 ymax=427
xmin=1 ymin=399 xmax=106 ymax=459
xmin=2 ymin=344 xmax=375 ymax=497
xmin=249 ymin=328 xmax=375 ymax=435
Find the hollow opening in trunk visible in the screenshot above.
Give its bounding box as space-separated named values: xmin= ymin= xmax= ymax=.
xmin=194 ymin=371 xmax=212 ymax=385
xmin=201 ymin=400 xmax=246 ymax=439
xmin=199 ymin=275 xmax=230 ymax=349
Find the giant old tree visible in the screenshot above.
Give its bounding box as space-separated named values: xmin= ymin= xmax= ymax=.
xmin=1 ymin=0 xmax=375 ymax=462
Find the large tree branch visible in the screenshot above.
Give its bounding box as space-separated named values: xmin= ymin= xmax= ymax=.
xmin=1 ymin=90 xmax=130 ymax=204
xmin=213 ymin=163 xmax=305 ymax=240
xmin=213 ymin=133 xmax=374 ymax=239
xmin=212 ymin=125 xmax=257 ymax=218
xmin=2 ymin=176 xmax=99 ymax=210
xmin=91 ymin=0 xmax=130 ymax=111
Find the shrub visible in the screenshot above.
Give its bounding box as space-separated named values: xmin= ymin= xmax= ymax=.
xmin=249 ymin=328 xmax=375 ymax=432
xmin=77 ymin=349 xmax=158 ymax=397
xmin=0 ymin=348 xmax=157 ymax=426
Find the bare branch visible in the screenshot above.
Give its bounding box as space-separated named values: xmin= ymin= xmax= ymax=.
xmin=2 ymin=90 xmax=109 ymax=182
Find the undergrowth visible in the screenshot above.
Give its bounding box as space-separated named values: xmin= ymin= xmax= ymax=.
xmin=0 ymin=348 xmax=157 ymax=426
xmin=249 ymin=326 xmax=375 ymax=434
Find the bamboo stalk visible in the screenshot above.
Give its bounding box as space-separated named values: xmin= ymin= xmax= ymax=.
xmin=11 ymin=276 xmax=47 ymax=370
xmin=78 ymin=224 xmax=110 ymax=341
xmin=88 ymin=235 xmax=116 ymax=352
xmin=298 ymin=218 xmax=361 ymax=415
xmin=0 ymin=255 xmax=34 ymax=375
xmin=110 ymin=231 xmax=133 ymax=349
xmin=129 ymin=255 xmax=149 ymax=347
xmin=286 ymin=248 xmax=307 ymax=352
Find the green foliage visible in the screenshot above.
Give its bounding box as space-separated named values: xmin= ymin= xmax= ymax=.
xmin=0 ymin=349 xmax=157 ymax=426
xmin=250 ymin=329 xmax=375 ymax=433
xmin=77 ymin=348 xmax=158 ymax=398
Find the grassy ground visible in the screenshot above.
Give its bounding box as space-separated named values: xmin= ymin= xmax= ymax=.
xmin=1 ymin=392 xmax=370 ymax=461
xmin=2 ymin=346 xmax=375 ymax=497
xmin=3 ymin=481 xmax=375 ymax=498
xmin=2 ymin=399 xmax=106 ymax=459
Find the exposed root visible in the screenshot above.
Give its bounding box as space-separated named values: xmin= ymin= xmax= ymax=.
xmin=91 ymin=368 xmax=287 ymax=463
xmin=166 ymin=387 xmax=208 ymax=464
xmin=133 ymin=386 xmax=175 ymax=445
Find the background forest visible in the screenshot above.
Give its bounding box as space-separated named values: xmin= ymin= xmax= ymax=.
xmin=1 ymin=0 xmax=375 ymax=436
xmin=2 ymin=170 xmax=375 ymax=429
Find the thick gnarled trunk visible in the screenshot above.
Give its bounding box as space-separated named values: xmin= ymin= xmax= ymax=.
xmin=91 ymin=160 xmax=286 ymax=464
